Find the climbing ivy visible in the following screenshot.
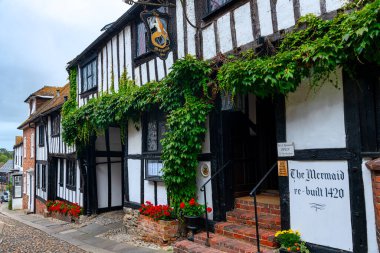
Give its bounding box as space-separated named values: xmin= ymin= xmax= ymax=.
xmin=217 ymin=0 xmax=380 ymax=96
xmin=62 ymin=0 xmax=380 ymax=209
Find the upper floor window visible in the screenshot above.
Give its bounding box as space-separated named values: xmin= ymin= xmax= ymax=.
xmin=41 ymin=164 xmax=47 ymax=191
xmin=38 ymin=125 xmax=45 ymax=147
xmin=81 ymin=59 xmax=97 ymax=93
xmin=143 ymin=109 xmax=166 ymax=153
xmin=23 ymin=137 xmax=27 ymax=158
xmin=51 ymin=114 xmax=60 ymax=137
xmin=59 ymin=159 xmax=64 ymax=186
xmin=208 ymin=0 xmax=231 ymax=12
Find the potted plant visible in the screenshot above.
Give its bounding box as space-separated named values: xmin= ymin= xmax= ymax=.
xmin=138 ymin=201 xmax=179 ymax=245
xmin=179 ymin=198 xmax=212 ymax=241
xmin=275 ymin=229 xmax=310 ymax=253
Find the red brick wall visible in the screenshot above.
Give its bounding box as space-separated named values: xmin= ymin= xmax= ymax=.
xmin=36 ymin=198 xmax=46 ymax=216
xmin=22 ymin=127 xmax=35 ymax=210
xmin=139 ymin=215 xmax=179 ymax=245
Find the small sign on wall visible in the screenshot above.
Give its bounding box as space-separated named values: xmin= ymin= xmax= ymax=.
xmin=288 ymin=160 xmax=353 ymax=251
xmin=278 ymin=160 xmax=288 ymax=176
xmin=277 ymin=142 xmax=295 ymax=157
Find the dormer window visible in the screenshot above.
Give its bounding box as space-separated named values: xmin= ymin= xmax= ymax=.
xmin=81 ymin=59 xmax=97 ymax=93
xmin=51 ymin=114 xmax=60 ymax=137
xmin=208 ymin=0 xmax=231 ymax=13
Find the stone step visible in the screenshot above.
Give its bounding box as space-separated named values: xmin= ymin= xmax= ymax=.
xmin=174 ymin=240 xmax=225 ymax=253
xmin=215 ymin=222 xmax=278 ymax=248
xmin=235 ymin=196 xmax=280 ymax=215
xmin=226 ymin=209 xmax=281 ymax=230
xmin=194 ymin=232 xmax=275 ymax=253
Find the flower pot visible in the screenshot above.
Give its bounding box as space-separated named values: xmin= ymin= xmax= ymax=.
xmin=279 ymin=249 xmax=300 ymax=253
xmin=184 ymin=215 xmax=202 ymax=241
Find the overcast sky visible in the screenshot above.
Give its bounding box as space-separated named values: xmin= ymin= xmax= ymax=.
xmin=0 ymin=0 xmax=130 ymax=151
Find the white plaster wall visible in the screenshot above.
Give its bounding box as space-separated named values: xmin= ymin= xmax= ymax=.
xmin=286 ymin=69 xmax=346 ymax=149
xmin=119 ymin=30 xmax=125 ymax=76
xmin=186 ymin=0 xmax=196 ymax=55
xmin=202 ymin=117 xmax=210 ymax=153
xmin=128 ymin=121 xmax=142 ymax=154
xmin=176 ymin=0 xmax=185 ymax=59
xmin=257 ymin=0 xmax=273 ymax=36
xmin=124 ymin=26 xmax=133 ymax=79
xmin=361 ymin=158 xmax=379 ymax=253
xmin=102 ymin=46 xmax=107 ymax=93
xmin=96 ymin=158 xmax=108 ymax=208
xmin=134 ymin=67 xmax=141 ymax=86
xmin=107 ymin=41 xmax=113 ymax=91
xmin=234 ymin=3 xmax=254 ymax=47
xmin=112 ymin=36 xmax=119 ymax=91
xmin=166 ymin=52 xmax=174 ymax=74
xmin=141 ymin=63 xmax=148 ymax=85
xmin=300 ymin=0 xmax=321 ymax=16
xmin=109 ymin=127 xmax=122 ymax=152
xmin=288 ymin=160 xmax=352 ymax=251
xmin=202 ymin=25 xmax=216 ymax=60
xmin=111 ymin=157 xmax=122 ymax=207
xmin=217 ymin=13 xmax=233 ymax=53
xmin=98 ymin=53 xmax=102 ymax=93
xmin=196 ymin=161 xmax=213 ymax=220
xmin=144 ymin=180 xmax=155 ymax=204
xmin=157 ymin=58 xmax=166 ymax=80
xmin=148 ymin=60 xmax=156 ymax=82
xmin=326 ymin=0 xmax=345 ymax=12
xmin=128 ymin=159 xmax=141 ymax=203
xmin=276 ymin=0 xmax=295 ymax=31
xmin=157 ymin=182 xmax=168 ymax=205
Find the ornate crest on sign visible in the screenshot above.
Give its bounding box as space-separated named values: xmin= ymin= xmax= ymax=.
xmin=140 ymin=9 xmax=173 ymax=60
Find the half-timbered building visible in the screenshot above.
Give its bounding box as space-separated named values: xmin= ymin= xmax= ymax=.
xmin=31 ymin=84 xmax=82 ymax=214
xmin=66 ymin=0 xmax=379 ymax=252
xmin=18 ymin=86 xmax=58 ymax=213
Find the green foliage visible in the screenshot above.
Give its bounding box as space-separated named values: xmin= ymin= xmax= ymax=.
xmin=62 ymin=56 xmax=213 ymax=207
xmin=218 ymin=0 xmax=380 ymax=96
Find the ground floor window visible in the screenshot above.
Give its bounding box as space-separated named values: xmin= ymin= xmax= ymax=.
xmin=66 ymin=160 xmax=76 ymax=190
xmin=41 ymin=165 xmax=46 ymax=191
xmin=13 ymin=175 xmax=22 ymax=198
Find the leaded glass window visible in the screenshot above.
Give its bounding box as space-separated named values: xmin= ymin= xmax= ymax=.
xmin=81 ymin=59 xmax=97 ymax=92
xmin=208 ymin=0 xmax=230 ymax=12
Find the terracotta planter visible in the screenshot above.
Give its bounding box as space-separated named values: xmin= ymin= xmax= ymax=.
xmin=49 ymin=211 xmax=79 ymax=223
xmin=279 ymin=248 xmax=300 ymax=253
xmin=138 ymin=215 xmax=179 ymax=245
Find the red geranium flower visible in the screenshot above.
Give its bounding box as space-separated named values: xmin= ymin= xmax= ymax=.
xmin=180 ymin=202 xmax=185 ymax=209
xmin=189 ymin=198 xmax=196 ymax=206
xmin=207 ymin=207 xmax=212 ymax=213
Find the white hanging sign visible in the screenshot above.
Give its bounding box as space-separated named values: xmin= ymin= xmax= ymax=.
xmin=277 ymin=142 xmax=295 ymax=157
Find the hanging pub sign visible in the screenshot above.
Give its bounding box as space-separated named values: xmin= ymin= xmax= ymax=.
xmin=140 ymin=9 xmax=173 ymax=60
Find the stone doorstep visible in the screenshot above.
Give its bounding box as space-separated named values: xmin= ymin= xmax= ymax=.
xmin=215 ymin=222 xmax=278 ymax=248
xmin=226 ymin=210 xmax=281 ymax=231
xmin=194 ymin=232 xmax=275 ymax=253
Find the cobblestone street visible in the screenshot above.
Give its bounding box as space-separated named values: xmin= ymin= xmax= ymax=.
xmin=0 ymin=212 xmax=85 ymax=253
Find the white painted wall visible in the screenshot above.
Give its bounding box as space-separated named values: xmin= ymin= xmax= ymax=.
xmin=148 ymin=60 xmax=156 ymax=82
xmin=156 ymin=182 xmax=168 ymax=205
xmin=361 ymin=158 xmax=380 ymax=253
xmin=234 ymin=3 xmax=254 ymax=47
xmin=96 ymin=157 xmax=109 ymax=209
xmin=141 ymin=63 xmax=148 ymax=85
xmin=257 ymin=0 xmax=273 ymax=36
xmin=300 ymin=0 xmax=321 ymax=16
xmin=202 ymin=117 xmax=210 ymax=153
xmin=276 ymin=0 xmax=295 ymax=31
xmin=128 ymin=121 xmax=142 ymax=154
xmin=202 ymin=24 xmax=216 ymax=60
xmin=109 ymin=127 xmax=122 ymax=152
xmin=186 ymin=0 xmax=196 ymax=55
xmin=176 ymin=0 xmax=185 ymax=59
xmin=111 ymin=157 xmax=123 ymax=207
xmin=196 ymin=161 xmax=213 ymax=220
xmin=286 ymin=69 xmax=346 ymax=149
xmin=124 ymin=26 xmax=133 ymax=80
xmin=325 ymin=0 xmax=345 ymax=12
xmin=128 ymin=159 xmax=141 ymax=203
xmin=217 ymin=13 xmax=233 ymax=53
xmin=288 ymin=160 xmax=353 ymax=251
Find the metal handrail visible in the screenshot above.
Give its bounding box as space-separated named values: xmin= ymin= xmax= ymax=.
xmin=249 ymin=162 xmax=278 ymax=253
xmin=200 ymin=160 xmax=233 ymax=247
